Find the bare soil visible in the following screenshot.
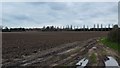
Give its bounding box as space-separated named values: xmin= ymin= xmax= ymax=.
xmin=2 ymin=31 xmax=119 ymax=68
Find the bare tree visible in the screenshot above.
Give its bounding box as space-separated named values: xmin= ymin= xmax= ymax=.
xmin=83 ymin=25 xmax=85 ymax=31
xmin=101 ymin=24 xmax=103 ymax=28
xmin=77 ymin=26 xmax=78 ymax=29
xmin=105 ymin=25 xmax=106 ymax=31
xmin=94 ymin=24 xmax=96 ymax=28
xmin=83 ymin=25 xmax=85 ymax=28
xmin=97 ymin=24 xmax=99 ymax=28
xmin=101 ymin=24 xmax=103 ymax=31
xmin=70 ymin=25 xmax=73 ymax=30
xmin=108 ymin=24 xmax=110 ymax=28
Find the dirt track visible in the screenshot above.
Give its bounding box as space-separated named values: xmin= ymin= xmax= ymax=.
xmin=2 ymin=31 xmax=120 ymax=67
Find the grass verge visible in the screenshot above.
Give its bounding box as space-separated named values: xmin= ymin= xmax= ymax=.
xmin=99 ymin=37 xmax=120 ymax=52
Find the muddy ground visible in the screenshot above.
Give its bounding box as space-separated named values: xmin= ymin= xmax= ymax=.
xmin=2 ymin=31 xmax=120 ymax=68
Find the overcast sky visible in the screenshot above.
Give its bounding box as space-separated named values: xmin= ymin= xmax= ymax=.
xmin=1 ymin=0 xmax=119 ymax=2
xmin=1 ymin=2 xmax=118 ymax=28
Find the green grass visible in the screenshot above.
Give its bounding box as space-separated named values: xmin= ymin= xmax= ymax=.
xmin=100 ymin=37 xmax=120 ymax=52
xmin=90 ymin=53 xmax=97 ymax=63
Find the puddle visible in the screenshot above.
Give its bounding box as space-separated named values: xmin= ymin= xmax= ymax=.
xmin=76 ymin=58 xmax=89 ymax=68
xmin=105 ymin=56 xmax=119 ymax=68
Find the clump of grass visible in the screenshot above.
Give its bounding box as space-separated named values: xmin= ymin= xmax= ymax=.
xmin=101 ymin=50 xmax=107 ymax=56
xmin=100 ymin=37 xmax=120 ymax=52
xmin=90 ymin=53 xmax=97 ymax=63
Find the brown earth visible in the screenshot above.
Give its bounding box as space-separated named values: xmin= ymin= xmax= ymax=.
xmin=2 ymin=31 xmax=119 ymax=68
xmin=2 ymin=31 xmax=107 ymax=59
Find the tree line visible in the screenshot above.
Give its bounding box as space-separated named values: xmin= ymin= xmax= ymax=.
xmin=1 ymin=24 xmax=119 ymax=32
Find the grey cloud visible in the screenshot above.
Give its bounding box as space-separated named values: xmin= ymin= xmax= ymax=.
xmin=2 ymin=2 xmax=118 ymax=28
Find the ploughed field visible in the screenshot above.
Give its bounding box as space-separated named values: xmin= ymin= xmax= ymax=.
xmin=2 ymin=31 xmax=114 ymax=67
xmin=2 ymin=31 xmax=107 ymax=59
